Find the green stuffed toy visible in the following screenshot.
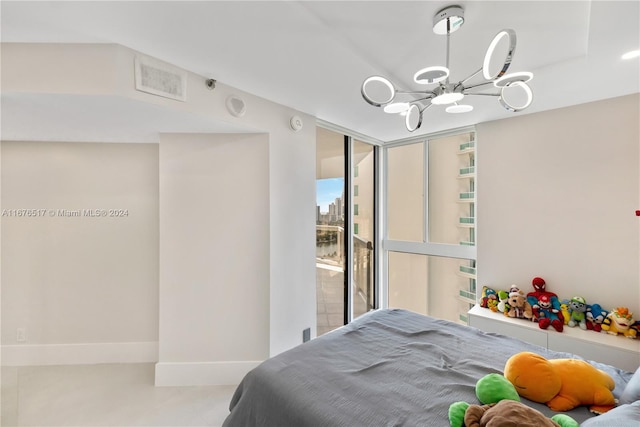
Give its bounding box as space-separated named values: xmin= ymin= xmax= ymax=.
xmin=475 ymin=373 xmax=520 ymax=404
xmin=449 ymin=373 xmax=579 ymax=427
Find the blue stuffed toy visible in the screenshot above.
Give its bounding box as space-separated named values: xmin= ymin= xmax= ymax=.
xmin=586 ymin=304 xmax=608 ymax=332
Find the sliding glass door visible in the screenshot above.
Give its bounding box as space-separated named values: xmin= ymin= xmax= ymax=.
xmin=316 ymin=128 xmax=346 ymax=336
xmin=316 ymin=128 xmax=377 ymax=336
xmin=352 ymin=140 xmax=375 ymax=319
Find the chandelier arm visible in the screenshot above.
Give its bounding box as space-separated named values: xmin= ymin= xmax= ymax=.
xmin=462 ymin=81 xmax=495 ymax=91
xmin=396 ymin=90 xmax=436 ymax=96
xmin=458 ymin=67 xmax=484 ymax=86
xmin=445 ymin=18 xmax=451 ymax=84
xmin=420 ymin=103 xmax=433 ymax=113
xmin=464 ymin=92 xmax=501 ymax=97
xmin=409 ymin=95 xmax=436 ymax=104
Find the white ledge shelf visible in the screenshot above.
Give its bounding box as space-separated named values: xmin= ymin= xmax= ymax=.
xmin=468 ymin=305 xmax=640 ymax=371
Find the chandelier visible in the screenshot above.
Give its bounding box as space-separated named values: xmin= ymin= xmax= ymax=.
xmin=361 ymin=5 xmax=534 ymax=132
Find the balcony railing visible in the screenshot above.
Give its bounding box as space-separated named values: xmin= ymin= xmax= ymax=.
xmin=459 ymin=166 xmax=475 ymax=176
xmin=459 ymin=141 xmax=475 ymax=151
xmin=459 ymin=192 xmax=475 ymax=201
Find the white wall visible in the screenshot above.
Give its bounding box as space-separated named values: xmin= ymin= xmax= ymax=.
xmin=156 ymin=133 xmax=270 ymax=385
xmin=477 ymin=94 xmax=640 ymax=312
xmin=1 ymin=43 xmax=317 ymax=380
xmin=1 ymin=141 xmax=159 ymax=365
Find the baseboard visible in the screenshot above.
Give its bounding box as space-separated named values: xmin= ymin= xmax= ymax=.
xmin=154 ymin=360 xmax=262 ymax=386
xmin=1 ymin=341 xmax=158 ymax=366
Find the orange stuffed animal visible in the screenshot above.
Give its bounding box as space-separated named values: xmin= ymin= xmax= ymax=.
xmin=504 ymin=352 xmax=615 ymax=413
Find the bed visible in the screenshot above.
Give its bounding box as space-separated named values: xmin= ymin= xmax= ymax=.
xmin=223 ymin=308 xmax=638 ymax=426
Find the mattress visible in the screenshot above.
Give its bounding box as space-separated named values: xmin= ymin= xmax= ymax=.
xmin=223 ymin=308 xmax=634 ymax=426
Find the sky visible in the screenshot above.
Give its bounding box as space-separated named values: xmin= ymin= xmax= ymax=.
xmin=316 ymin=178 xmax=344 ymax=213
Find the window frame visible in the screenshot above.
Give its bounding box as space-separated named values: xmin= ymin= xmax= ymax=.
xmin=381 ymin=126 xmax=477 ymax=309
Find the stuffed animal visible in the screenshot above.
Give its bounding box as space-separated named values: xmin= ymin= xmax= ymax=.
xmin=567 ymin=296 xmax=588 ymax=329
xmin=475 ymin=373 xmax=520 ymax=404
xmin=497 ymin=290 xmax=510 ymax=315
xmin=448 ymin=373 xmax=578 ymax=427
xmin=527 ymin=277 xmax=563 ymax=332
xmin=586 ymin=304 xmax=608 ymax=332
xmin=631 ymin=320 xmax=640 ymax=337
xmin=535 ymin=295 xmax=561 ymax=327
xmin=506 ymin=285 xmax=533 ymax=320
xmin=504 ymin=351 xmax=616 ymax=413
xmin=479 ymin=286 xmax=497 ymax=309
xmin=602 ymin=307 xmax=637 ymax=338
xmin=560 ymin=299 xmax=572 ymax=325
xmin=462 ymin=400 xmax=578 ymax=427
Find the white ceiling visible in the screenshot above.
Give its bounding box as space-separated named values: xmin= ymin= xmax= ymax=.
xmin=2 ymin=1 xmax=639 ymax=143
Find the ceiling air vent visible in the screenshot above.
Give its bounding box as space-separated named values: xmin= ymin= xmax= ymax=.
xmin=134 ymin=55 xmax=187 ymax=102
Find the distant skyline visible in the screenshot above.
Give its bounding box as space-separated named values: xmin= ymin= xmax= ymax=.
xmin=316 ymin=178 xmax=343 ymax=213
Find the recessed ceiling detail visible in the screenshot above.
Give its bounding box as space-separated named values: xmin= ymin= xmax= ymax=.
xmin=1 ymin=1 xmax=637 ymax=142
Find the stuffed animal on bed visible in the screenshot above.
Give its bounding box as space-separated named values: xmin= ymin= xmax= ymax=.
xmin=463 ymin=400 xmax=579 ymax=427
xmin=448 ymin=373 xmax=578 ymax=427
xmin=504 ymin=352 xmax=616 ymax=413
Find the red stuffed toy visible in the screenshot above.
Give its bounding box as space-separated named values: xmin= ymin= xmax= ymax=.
xmin=527 ymin=277 xmax=564 ymax=332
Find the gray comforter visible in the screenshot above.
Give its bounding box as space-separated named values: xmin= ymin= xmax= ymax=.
xmin=223 ymin=309 xmax=633 ymax=426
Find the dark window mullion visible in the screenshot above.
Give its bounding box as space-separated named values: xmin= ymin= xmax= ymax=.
xmin=343 ymin=135 xmax=351 ymax=326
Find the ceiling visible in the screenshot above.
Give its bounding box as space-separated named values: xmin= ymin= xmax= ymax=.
xmin=2 ymin=1 xmax=639 ymax=143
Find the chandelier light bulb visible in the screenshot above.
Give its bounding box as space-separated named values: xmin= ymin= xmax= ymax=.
xmin=361 ymin=76 xmax=396 ymax=107
xmin=431 ymin=92 xmax=464 ymax=105
xmin=446 ymin=104 xmax=474 ymax=113
xmin=384 ymin=102 xmax=410 ymax=114
xmin=414 ymin=66 xmax=449 ymax=84
xmin=405 ymin=104 xmax=423 ymax=132
xmin=499 ymin=81 xmax=533 ymax=112
xmin=483 ymin=29 xmax=516 ymax=81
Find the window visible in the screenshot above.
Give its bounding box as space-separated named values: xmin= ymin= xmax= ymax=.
xmin=385 ymin=130 xmax=476 ymax=324
xmin=387 ymin=142 xmax=424 ymax=242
